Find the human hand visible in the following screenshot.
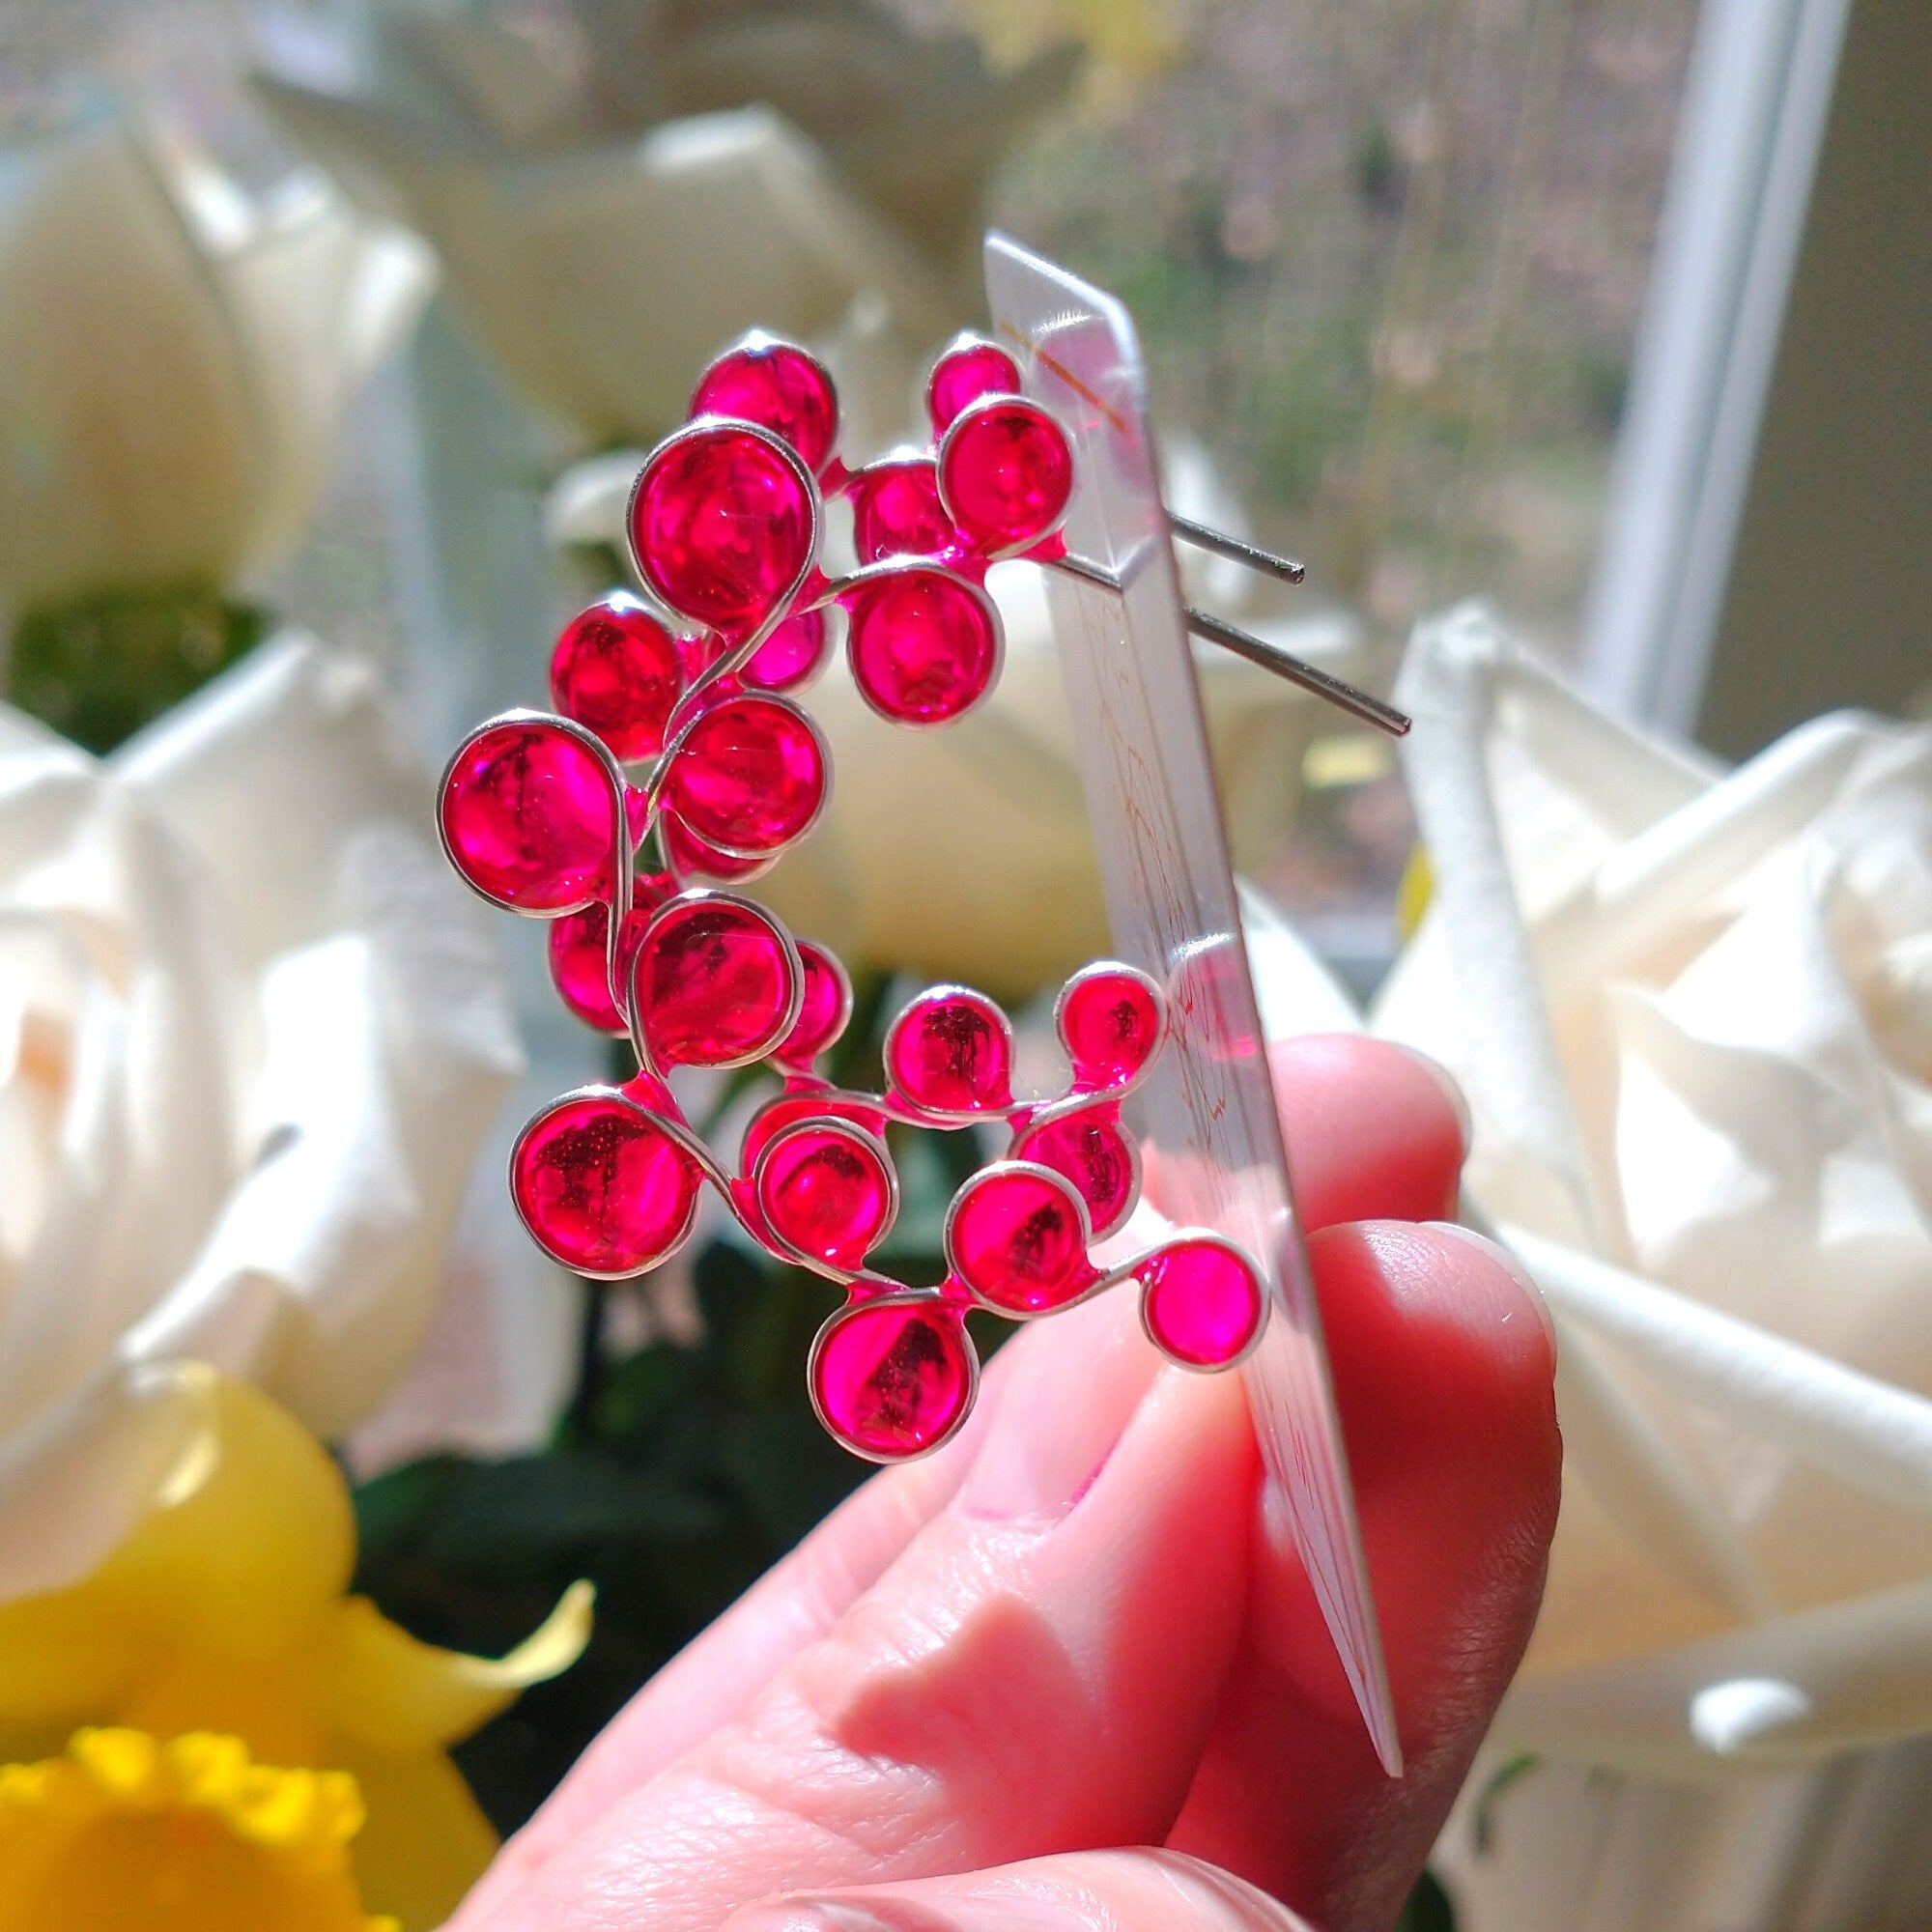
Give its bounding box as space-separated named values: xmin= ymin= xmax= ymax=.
xmin=449 ymin=1034 xmax=1560 ymax=1932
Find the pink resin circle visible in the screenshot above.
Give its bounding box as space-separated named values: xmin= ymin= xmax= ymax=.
xmin=754 ymin=1122 xmax=895 ymax=1272
xmin=512 ymin=1092 xmax=700 ymax=1277
xmin=1058 ymin=967 xmax=1164 ymax=1089
xmin=948 ymin=1164 xmax=1094 ymax=1314
xmin=630 ymin=423 xmax=815 ymax=634
xmin=938 ymin=397 xmax=1075 ymax=554
xmin=884 ymin=987 xmax=1014 ymax=1115
xmin=691 ymin=337 xmax=839 ymax=474
xmin=1014 ymin=1108 xmax=1139 ymax=1239
xmin=847 ymin=457 xmax=957 ymax=564
xmin=844 ymin=567 xmax=1000 ymax=724
xmin=549 ymin=597 xmax=683 ymax=759
xmin=664 ymin=695 xmax=826 ymax=855
xmin=773 ymin=940 xmax=853 ymax=1066
xmin=741 ymin=1091 xmax=888 ymax=1179
xmin=926 ymin=337 xmax=1021 ymax=433
xmin=1140 ymin=1237 xmax=1265 ymax=1367
xmin=810 ymin=1298 xmax=975 ymax=1460
xmin=440 ymin=719 xmax=616 ymax=911
xmin=661 ymin=813 xmax=769 ymax=883
xmin=743 ymin=608 xmax=831 ymax=692
xmin=632 ymin=893 xmax=800 ymax=1067
xmin=548 ymin=897 xmax=650 ymax=1034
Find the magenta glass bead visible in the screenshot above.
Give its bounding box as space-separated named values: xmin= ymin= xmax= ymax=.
xmin=550 ymin=597 xmax=683 ymax=759
xmin=755 ymin=1122 xmax=895 ymax=1272
xmin=844 ymin=567 xmax=1000 ymax=724
xmin=630 ymin=423 xmax=815 ymax=634
xmin=440 ymin=720 xmax=616 ymax=911
xmin=939 ymin=397 xmax=1075 ymax=554
xmin=633 ymin=894 xmax=799 ymax=1067
xmin=948 ymin=1165 xmax=1094 ymax=1314
xmin=743 ymin=608 xmax=831 ymax=692
xmin=741 ymin=1091 xmax=888 ymax=1179
xmin=884 ymin=988 xmax=1014 ymax=1115
xmin=1058 ymin=967 xmax=1163 ymax=1089
xmin=691 ymin=337 xmax=839 ymax=475
xmin=773 ymin=940 xmax=852 ymax=1066
xmin=663 ymin=694 xmax=826 ymax=855
xmin=810 ymin=1299 xmax=975 ymax=1460
xmin=1014 ymin=1109 xmax=1138 ymax=1239
xmin=512 ymin=1092 xmax=700 ymax=1276
xmin=1140 ymin=1238 xmax=1265 ymax=1367
xmin=926 ymin=337 xmax=1021 ymax=433
xmin=847 ymin=457 xmax=957 ymax=564
xmin=548 ymin=898 xmax=650 ymax=1034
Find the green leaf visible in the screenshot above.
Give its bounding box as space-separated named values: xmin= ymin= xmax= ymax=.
xmin=1396 ymin=1867 xmax=1458 ymax=1932
xmin=1473 ymin=1751 xmax=1541 ymax=1854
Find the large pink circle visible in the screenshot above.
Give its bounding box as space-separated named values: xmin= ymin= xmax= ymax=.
xmin=440 ymin=720 xmax=615 ymax=911
xmin=810 ymin=1299 xmax=975 ymax=1460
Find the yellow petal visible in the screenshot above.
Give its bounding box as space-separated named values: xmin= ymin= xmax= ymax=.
xmin=331 ymin=1744 xmax=497 ymax=1932
xmin=321 ymin=1579 xmax=594 ymax=1753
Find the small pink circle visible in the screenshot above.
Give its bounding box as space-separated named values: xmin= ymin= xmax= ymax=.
xmin=884 ymin=987 xmax=1014 ymax=1115
xmin=846 ymin=457 xmax=957 ymax=564
xmin=512 ymin=1093 xmax=700 ymax=1276
xmin=938 ymin=397 xmax=1075 ymax=555
xmin=630 ymin=424 xmax=815 ymax=634
xmin=1014 ymin=1108 xmax=1139 ymax=1239
xmin=743 ymin=608 xmax=831 ymax=693
xmin=810 ymin=1298 xmax=975 ymax=1460
xmin=741 ymin=1091 xmax=888 ymax=1179
xmin=948 ymin=1165 xmax=1094 ymax=1314
xmin=1058 ymin=967 xmax=1164 ymax=1088
xmin=844 ymin=567 xmax=1000 ymax=724
xmin=549 ymin=597 xmax=683 ymax=760
xmin=664 ymin=694 xmax=827 ymax=855
xmin=755 ymin=1122 xmax=895 ymax=1272
xmin=548 ymin=897 xmax=649 ymax=1034
xmin=692 ymin=337 xmax=839 ymax=474
xmin=1140 ymin=1238 xmax=1265 ymax=1367
xmin=661 ymin=812 xmax=770 ymax=883
xmin=773 ymin=940 xmax=852 ymax=1067
xmin=633 ymin=893 xmax=799 ymax=1067
xmin=440 ymin=719 xmax=616 ymax=911
xmin=926 ymin=337 xmax=1021 ymax=433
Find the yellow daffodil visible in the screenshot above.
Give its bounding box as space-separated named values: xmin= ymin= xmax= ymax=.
xmin=0 ymin=1364 xmax=591 ymax=1930
xmin=0 ymin=1728 xmax=393 ymax=1932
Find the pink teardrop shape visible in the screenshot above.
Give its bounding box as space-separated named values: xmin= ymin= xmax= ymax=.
xmin=511 ymin=1092 xmax=701 ymax=1277
xmin=947 ymin=1164 xmax=1096 ymax=1314
xmin=440 ymin=719 xmax=617 ymax=912
xmin=549 ymin=596 xmax=684 ymax=759
xmin=633 ymin=893 xmax=800 ymax=1067
xmin=629 ymin=422 xmax=816 ymax=635
xmin=743 ymin=608 xmax=831 ymax=692
xmin=938 ymin=397 xmax=1075 ymax=555
xmin=844 ymin=567 xmax=1001 ymax=724
xmin=846 ymin=456 xmax=957 ymax=564
xmin=810 ymin=1298 xmax=976 ymax=1460
xmin=664 ymin=694 xmax=827 ymax=855
xmin=1139 ymin=1237 xmax=1265 ymax=1367
xmin=755 ymin=1121 xmax=895 ymax=1272
xmin=772 ymin=940 xmax=852 ymax=1067
xmin=691 ymin=335 xmax=839 ymax=474
xmin=925 ymin=336 xmax=1021 ymax=433
xmin=1013 ymin=1107 xmax=1140 ymax=1240
xmin=884 ymin=987 xmax=1014 ymax=1115
xmin=1058 ymin=966 xmax=1163 ymax=1089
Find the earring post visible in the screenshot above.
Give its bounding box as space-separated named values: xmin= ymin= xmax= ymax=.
xmin=1168 ymin=514 xmax=1307 ymax=585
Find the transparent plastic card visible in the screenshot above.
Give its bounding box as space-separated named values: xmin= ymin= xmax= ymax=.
xmin=984 ymin=234 xmax=1402 ymax=1776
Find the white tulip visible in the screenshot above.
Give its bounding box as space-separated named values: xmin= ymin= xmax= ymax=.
xmin=0 ymin=115 xmax=432 ymax=620
xmin=0 ymin=635 xmax=520 ymax=1598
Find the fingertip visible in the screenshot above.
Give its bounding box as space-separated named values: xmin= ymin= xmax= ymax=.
xmin=1267 ymin=1035 xmax=1468 ymax=1230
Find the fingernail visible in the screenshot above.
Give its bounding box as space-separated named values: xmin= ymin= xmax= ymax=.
xmin=955 ymin=1300 xmax=1160 ymax=1523
xmin=1389 ymin=1040 xmax=1472 ymax=1153
xmin=1426 ymin=1221 xmax=1558 ymax=1356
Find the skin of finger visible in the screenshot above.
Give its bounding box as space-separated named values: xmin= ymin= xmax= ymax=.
xmin=1165 ymin=1221 xmax=1561 ymax=1932
xmin=455 ymin=1351 xmax=1260 ymax=1932
xmin=471 ymin=1033 xmax=1467 ymax=1902
xmin=720 ymin=1846 xmax=1315 ymax=1932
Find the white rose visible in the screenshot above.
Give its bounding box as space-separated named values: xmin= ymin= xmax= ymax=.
xmin=0 ymin=636 xmax=520 ymax=1598
xmin=0 ymin=115 xmax=432 ymax=617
